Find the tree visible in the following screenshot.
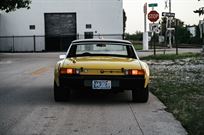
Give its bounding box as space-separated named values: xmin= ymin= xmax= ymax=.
xmin=189 ymin=26 xmax=202 ymax=44
xmin=161 ymin=17 xmax=191 ymax=44
xmin=175 ymin=26 xmax=191 ymax=44
xmin=123 ymin=9 xmax=127 ymax=34
xmin=0 ymin=0 xmax=31 ymax=13
xmin=125 ymin=31 xmax=143 ymax=41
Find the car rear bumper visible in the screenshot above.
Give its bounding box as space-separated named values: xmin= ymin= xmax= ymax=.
xmin=59 ymin=75 xmax=145 ymax=91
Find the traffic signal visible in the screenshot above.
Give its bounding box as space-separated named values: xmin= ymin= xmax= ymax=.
xmin=194 ymin=7 xmax=204 ymax=16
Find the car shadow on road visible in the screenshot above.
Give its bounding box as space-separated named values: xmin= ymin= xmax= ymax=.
xmin=2 ymin=85 xmax=140 ymax=106
xmin=62 ymin=91 xmax=133 ymax=105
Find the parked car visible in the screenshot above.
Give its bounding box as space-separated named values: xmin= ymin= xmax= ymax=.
xmin=54 ymin=39 xmax=150 ymax=102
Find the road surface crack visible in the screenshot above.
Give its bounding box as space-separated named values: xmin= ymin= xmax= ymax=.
xmin=129 ymin=103 xmax=144 ymax=135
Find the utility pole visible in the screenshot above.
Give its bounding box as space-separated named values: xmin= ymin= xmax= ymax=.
xmin=169 ymin=0 xmax=171 ymax=13
xmin=168 ymin=0 xmax=172 ymax=48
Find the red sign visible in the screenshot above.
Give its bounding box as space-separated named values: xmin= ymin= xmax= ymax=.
xmin=144 ymin=3 xmax=147 ymax=14
xmin=148 ymin=10 xmax=159 ymax=22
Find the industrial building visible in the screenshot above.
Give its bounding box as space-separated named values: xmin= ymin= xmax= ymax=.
xmin=0 ymin=0 xmax=123 ymax=52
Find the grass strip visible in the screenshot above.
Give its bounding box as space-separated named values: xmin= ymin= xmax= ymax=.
xmin=149 ymin=55 xmax=204 ymax=135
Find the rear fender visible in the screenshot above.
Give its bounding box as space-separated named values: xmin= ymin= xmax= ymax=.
xmin=138 ymin=61 xmax=150 ymax=88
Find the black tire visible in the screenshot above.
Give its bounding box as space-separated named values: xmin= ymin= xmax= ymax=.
xmin=54 ymin=82 xmax=70 ymax=102
xmin=132 ymin=86 xmax=149 ymax=103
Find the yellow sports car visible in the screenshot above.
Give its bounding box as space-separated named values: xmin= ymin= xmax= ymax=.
xmin=54 ymin=39 xmax=150 ymax=102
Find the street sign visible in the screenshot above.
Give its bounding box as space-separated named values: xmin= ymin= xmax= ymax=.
xmin=148 ymin=3 xmax=158 ymax=7
xmin=167 ymin=28 xmax=175 ymax=31
xmin=144 ymin=3 xmax=147 ymax=14
xmin=154 ymin=27 xmax=161 ymax=34
xmin=149 ymin=23 xmax=159 ymax=31
xmin=149 ymin=23 xmax=161 ymax=34
xmin=162 ymin=12 xmax=175 ymax=17
xmin=148 ymin=10 xmax=159 ymax=22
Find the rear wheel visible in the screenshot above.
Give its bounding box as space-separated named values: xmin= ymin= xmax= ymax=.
xmin=132 ymin=86 xmax=149 ymax=103
xmin=54 ymin=82 xmax=70 ymax=102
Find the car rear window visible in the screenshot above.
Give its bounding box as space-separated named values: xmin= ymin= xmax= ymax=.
xmin=68 ymin=43 xmax=136 ymax=58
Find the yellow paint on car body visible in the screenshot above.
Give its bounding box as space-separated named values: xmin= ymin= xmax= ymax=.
xmin=55 ymin=56 xmax=150 ymax=88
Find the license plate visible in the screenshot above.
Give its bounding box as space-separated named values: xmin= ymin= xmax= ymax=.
xmin=92 ymin=80 xmax=111 ymax=90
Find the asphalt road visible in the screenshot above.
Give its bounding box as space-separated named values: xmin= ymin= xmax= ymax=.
xmin=0 ymin=53 xmax=187 ymax=135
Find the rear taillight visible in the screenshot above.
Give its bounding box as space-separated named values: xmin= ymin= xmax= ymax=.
xmin=125 ymin=69 xmax=145 ymax=75
xmin=60 ymin=68 xmax=75 ymax=74
xmin=131 ymin=69 xmax=145 ymax=75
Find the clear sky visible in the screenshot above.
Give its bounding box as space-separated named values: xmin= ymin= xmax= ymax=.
xmin=123 ymin=0 xmax=204 ymax=34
